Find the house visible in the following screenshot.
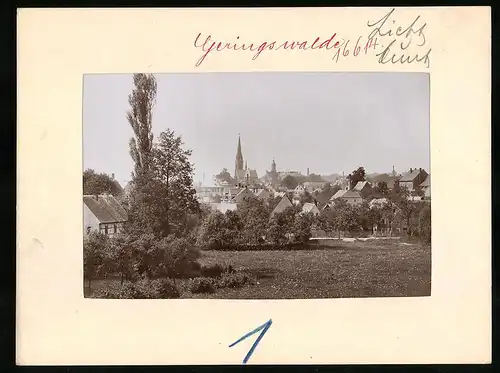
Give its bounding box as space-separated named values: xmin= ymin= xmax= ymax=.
xmin=271 ymin=195 xmax=293 ymax=217
xmin=398 ymin=168 xmax=429 ymax=191
xmin=330 ymin=189 xmax=347 ymax=201
xmin=302 ymin=181 xmax=327 ymax=193
xmin=255 ymin=188 xmax=270 ymax=200
xmin=340 ymin=190 xmax=363 ymax=206
xmin=83 ymin=194 xmax=128 ymax=237
xmin=208 ymin=202 xmax=238 ymax=213
xmin=353 ymin=181 xmax=372 ymax=198
xmin=419 ymin=174 xmax=430 ymax=191
xmin=232 ymin=187 xmax=255 ymax=203
xmin=293 ymin=184 xmax=307 ymax=197
xmin=301 ymin=202 xmax=320 ymax=216
xmin=367 ymin=172 xmax=401 ymax=190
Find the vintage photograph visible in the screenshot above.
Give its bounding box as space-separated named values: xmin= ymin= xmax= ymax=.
xmin=83 ymin=72 xmax=431 ymax=299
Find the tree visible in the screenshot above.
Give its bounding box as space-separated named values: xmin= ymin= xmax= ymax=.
xmin=307 ymin=173 xmax=323 ymax=182
xmin=237 ymin=197 xmax=270 ymax=244
xmin=267 ymin=206 xmax=298 ymax=245
xmin=281 ymin=175 xmax=299 ymax=189
xmin=83 ymin=232 xmax=109 ymax=291
xmin=293 ymin=213 xmax=314 ymax=244
xmin=332 ymin=201 xmax=361 ymax=238
xmin=127 ymin=73 xmax=157 ymax=178
xmin=83 ymin=169 xmax=121 ymax=196
xmin=215 ymin=168 xmax=235 ymax=185
xmin=418 ymin=204 xmax=431 ymax=243
xmin=373 ymin=181 xmax=390 ymax=198
xmin=348 ymin=167 xmax=366 ymax=189
xmin=152 ymin=129 xmax=200 ymax=237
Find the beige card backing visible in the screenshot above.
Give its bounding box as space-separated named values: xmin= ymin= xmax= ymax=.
xmin=17 ymin=7 xmax=491 ymax=365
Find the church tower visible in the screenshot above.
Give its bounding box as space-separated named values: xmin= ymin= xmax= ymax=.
xmin=234 ymin=134 xmax=244 ymax=179
xmin=271 ymin=158 xmax=276 ymax=173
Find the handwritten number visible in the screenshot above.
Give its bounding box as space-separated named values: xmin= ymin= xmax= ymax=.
xmin=229 ymin=319 xmax=273 ymax=364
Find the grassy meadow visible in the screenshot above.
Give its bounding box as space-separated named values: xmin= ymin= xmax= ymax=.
xmin=86 ymin=239 xmax=431 ymax=299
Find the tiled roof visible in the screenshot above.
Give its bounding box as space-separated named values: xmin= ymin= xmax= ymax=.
xmin=353 ymin=181 xmax=370 ymax=191
xmin=302 ymin=202 xmax=319 ymax=214
xmin=232 ymin=188 xmax=255 ymax=203
xmin=400 ymin=169 xmax=424 ymax=182
xmin=342 ymin=190 xmax=362 ymax=199
xmin=331 ymin=189 xmax=347 ymax=200
xmin=83 ymin=194 xmax=128 ymax=223
xmin=420 ymin=174 xmax=430 ymax=188
xmin=256 ymin=189 xmax=270 ymax=199
xmin=271 ymin=195 xmax=293 ymax=216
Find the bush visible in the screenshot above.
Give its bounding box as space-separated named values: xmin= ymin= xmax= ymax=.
xmin=90 ymin=278 xmax=180 ymax=299
xmin=200 ymin=263 xmax=235 ymax=278
xmin=188 ymin=277 xmax=216 ymax=294
xmin=151 ymin=278 xmax=181 ymax=298
xmin=217 ymin=272 xmax=256 ymax=289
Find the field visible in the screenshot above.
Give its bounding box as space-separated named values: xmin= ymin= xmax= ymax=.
xmin=86 ymin=239 xmax=431 ymax=299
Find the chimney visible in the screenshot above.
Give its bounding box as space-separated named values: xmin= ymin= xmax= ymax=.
xmin=410 ymin=168 xmax=413 ymax=173
xmin=307 ymin=167 xmax=310 ymax=177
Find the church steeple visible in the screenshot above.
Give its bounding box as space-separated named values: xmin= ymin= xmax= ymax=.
xmin=234 ymin=133 xmax=244 ymax=179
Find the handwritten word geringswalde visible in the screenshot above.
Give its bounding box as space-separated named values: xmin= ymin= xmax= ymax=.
xmin=193 ymin=33 xmax=378 ymax=67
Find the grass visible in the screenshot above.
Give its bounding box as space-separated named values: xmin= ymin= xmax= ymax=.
xmin=181 ymin=239 xmax=431 ymax=299
xmin=86 ymin=240 xmax=431 ymax=299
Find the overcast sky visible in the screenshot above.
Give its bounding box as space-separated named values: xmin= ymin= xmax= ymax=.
xmin=83 ymin=72 xmax=429 ymax=187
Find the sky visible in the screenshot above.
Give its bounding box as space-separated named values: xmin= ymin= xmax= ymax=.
xmin=83 ymin=72 xmax=430 ymax=187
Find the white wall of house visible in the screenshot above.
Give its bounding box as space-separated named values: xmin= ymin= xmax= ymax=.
xmin=83 ymin=204 xmax=100 ymax=236
xmin=343 ymin=197 xmax=363 ymax=206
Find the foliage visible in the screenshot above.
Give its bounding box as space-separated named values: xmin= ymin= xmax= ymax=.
xmin=127 ymin=73 xmax=157 ymax=178
xmin=83 ymin=232 xmax=109 ymax=289
xmin=299 ymin=190 xmax=315 ymax=205
xmin=281 ymin=175 xmax=299 ymax=189
xmin=293 ymin=212 xmax=314 ymax=244
xmin=91 ymin=278 xmax=180 ymax=299
xmin=373 ymin=181 xmax=390 ymax=198
xmin=83 ymin=169 xmax=122 ymax=197
xmin=348 ymin=167 xmax=366 ymax=189
xmin=200 ymin=263 xmax=235 ymax=278
xmin=332 ymin=201 xmax=362 ymax=237
xmin=267 ymin=206 xmax=298 ymax=245
xmin=215 ymin=168 xmax=235 ymax=185
xmin=188 ymin=277 xmax=216 ymax=294
xmin=197 ymin=210 xmax=242 ymax=249
xmin=307 ymin=173 xmax=323 ymax=182
xmin=237 ymin=197 xmax=270 ymax=245
xmin=217 ymin=272 xmax=256 ymax=289
xmin=418 ymin=204 xmax=432 ymax=244
xmin=161 ymin=236 xmax=201 ymax=278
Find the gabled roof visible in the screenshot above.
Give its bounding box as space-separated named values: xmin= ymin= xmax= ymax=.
xmin=420 ymin=174 xmax=431 ymax=188
xmin=246 ymin=169 xmax=258 ymax=179
xmin=256 ymin=189 xmax=270 ymax=199
xmin=330 ymin=189 xmax=347 ymax=200
xmin=353 ymin=181 xmax=370 ymax=191
xmin=302 ymin=202 xmax=319 ymax=214
xmin=235 ymin=169 xmax=246 ymax=180
xmin=83 ymin=194 xmax=128 ymax=223
xmin=342 ymin=190 xmax=362 ymax=199
xmin=400 ymin=169 xmax=426 ymax=182
xmin=232 ymin=188 xmax=255 ymax=203
xmin=271 ymin=195 xmax=293 ymax=217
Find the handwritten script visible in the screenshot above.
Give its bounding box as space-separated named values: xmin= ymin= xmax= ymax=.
xmin=193 ymin=33 xmax=378 ymax=67
xmin=366 ymin=8 xmax=431 ymax=67
xmin=192 ymin=9 xmax=430 ymax=67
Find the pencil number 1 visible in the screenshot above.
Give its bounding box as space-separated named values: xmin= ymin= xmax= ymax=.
xmin=229 ymin=319 xmax=273 ymax=364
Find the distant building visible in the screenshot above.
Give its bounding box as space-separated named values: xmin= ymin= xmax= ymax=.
xmin=234 ymin=134 xmax=259 ymax=186
xmin=329 ymin=189 xmax=363 ymax=206
xmin=353 ymin=181 xmax=372 ymax=198
xmin=83 ymin=194 xmax=128 ymax=237
xmin=398 ymin=168 xmax=429 ymax=191
xmin=207 ymin=202 xmax=238 ymax=214
xmin=301 ymin=202 xmax=320 ymax=216
xmin=255 ymin=189 xmax=271 ymax=200
xmin=271 ymin=195 xmax=293 ymax=217
xmin=232 ymin=187 xmax=256 ymax=203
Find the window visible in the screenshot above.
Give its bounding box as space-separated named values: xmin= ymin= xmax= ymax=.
xmin=104 ymin=225 xmax=108 ymax=235
xmin=113 ymin=223 xmax=117 ymax=233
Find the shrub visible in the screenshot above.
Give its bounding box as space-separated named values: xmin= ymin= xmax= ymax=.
xmin=188 ymin=277 xmax=216 ymax=294
xmin=200 ymin=263 xmax=235 ymax=278
xmin=151 ymin=278 xmax=181 ymax=298
xmin=217 ymin=272 xmax=256 ymax=289
xmin=90 ymin=278 xmax=180 ymax=299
